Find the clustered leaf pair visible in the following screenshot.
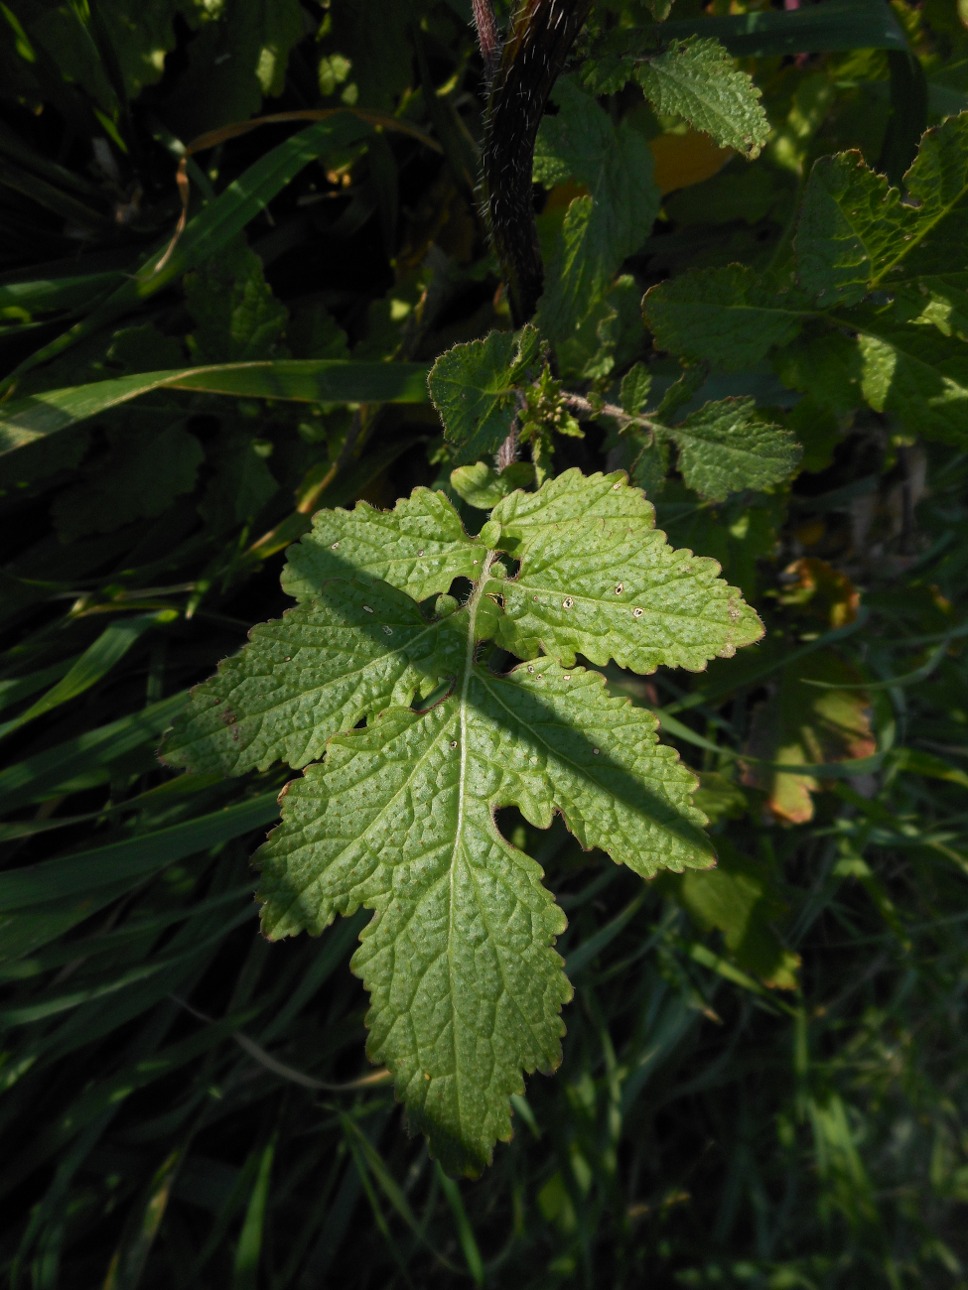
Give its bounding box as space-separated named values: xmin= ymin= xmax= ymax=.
xmin=164 ymin=466 xmax=762 ymax=1174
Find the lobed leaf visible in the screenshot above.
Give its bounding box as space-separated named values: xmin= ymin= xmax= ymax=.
xmin=162 ymin=581 xmax=467 ymax=776
xmin=489 ymin=470 xmax=763 ymax=672
xmin=282 ymin=488 xmax=489 ymax=603
xmin=256 ymin=658 xmax=711 ymax=1174
xmin=796 ymin=113 xmax=968 ymax=305
xmin=165 ymin=466 xmax=763 ymax=1173
xmin=796 ymin=152 xmax=907 ymax=306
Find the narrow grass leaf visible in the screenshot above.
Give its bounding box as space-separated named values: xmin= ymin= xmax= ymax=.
xmin=0 ymin=792 xmax=278 ymax=914
xmin=0 ymin=693 xmax=187 ymax=809
xmin=0 ymin=611 xmax=175 ymax=740
xmin=0 ymin=360 xmax=429 ymax=459
xmin=232 ymin=1140 xmax=275 ymax=1290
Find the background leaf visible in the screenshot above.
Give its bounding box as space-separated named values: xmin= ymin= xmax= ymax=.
xmin=667 ymin=397 xmax=801 ymax=501
xmin=634 ymin=38 xmax=770 ymax=159
xmin=535 ymin=81 xmax=660 ymax=341
xmin=796 ymin=113 xmax=968 ymax=305
xmin=743 ymin=649 xmax=877 ymax=823
xmin=643 ymin=264 xmax=806 ymax=369
xmin=0 ymin=360 xmax=429 ymax=460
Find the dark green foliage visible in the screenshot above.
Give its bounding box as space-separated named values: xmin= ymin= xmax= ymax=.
xmin=1 ymin=0 xmax=967 ymax=1283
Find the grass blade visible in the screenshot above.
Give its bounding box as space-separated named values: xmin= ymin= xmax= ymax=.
xmin=0 ymin=611 xmax=176 ymax=740
xmin=0 ymin=360 xmax=429 ymax=457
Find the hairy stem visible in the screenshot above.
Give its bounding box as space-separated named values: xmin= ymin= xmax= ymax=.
xmin=482 ymin=0 xmax=593 ymax=326
xmin=471 ymin=0 xmax=501 ymax=87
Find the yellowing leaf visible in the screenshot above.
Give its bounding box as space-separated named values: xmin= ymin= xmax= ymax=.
xmin=649 ymin=129 xmax=734 ymax=195
xmin=742 ymin=650 xmax=877 ymax=824
xmin=778 ymin=558 xmax=860 ymax=630
xmin=668 ymin=838 xmax=800 ymax=990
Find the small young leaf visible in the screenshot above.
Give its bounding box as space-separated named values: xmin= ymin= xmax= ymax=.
xmin=619 ymin=363 xmax=652 ymax=416
xmin=450 ymin=461 xmax=535 ymax=511
xmin=668 ymin=398 xmax=801 ymax=501
xmin=635 ymin=38 xmax=770 ymax=160
xmin=428 ymin=326 xmax=542 ymax=463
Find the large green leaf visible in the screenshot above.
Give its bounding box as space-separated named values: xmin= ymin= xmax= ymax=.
xmin=164 ymin=468 xmax=763 ymax=1173
xmin=643 ymin=264 xmax=806 ymax=370
xmin=255 ymin=660 xmax=705 ymax=1176
xmin=796 ymin=114 xmax=968 ymax=306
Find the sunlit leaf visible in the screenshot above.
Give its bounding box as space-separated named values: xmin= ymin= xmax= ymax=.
xmin=164 ymin=467 xmax=763 ymax=1172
